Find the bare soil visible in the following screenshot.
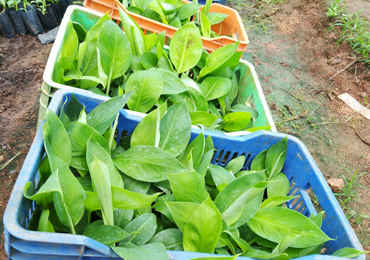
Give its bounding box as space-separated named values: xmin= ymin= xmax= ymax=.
xmin=0 ymin=35 xmax=52 ymax=258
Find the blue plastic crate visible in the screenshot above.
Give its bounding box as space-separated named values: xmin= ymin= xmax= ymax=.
xmin=189 ymin=0 xmax=227 ymax=5
xmin=3 ymin=88 xmax=365 ymax=260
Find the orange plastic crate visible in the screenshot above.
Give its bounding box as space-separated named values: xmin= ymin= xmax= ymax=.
xmin=83 ymin=0 xmax=249 ymax=52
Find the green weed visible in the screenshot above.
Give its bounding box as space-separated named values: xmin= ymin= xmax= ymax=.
xmin=326 ymin=0 xmax=346 ymax=17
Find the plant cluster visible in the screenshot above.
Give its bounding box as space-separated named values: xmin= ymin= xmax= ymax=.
xmin=54 ymin=8 xmax=269 ymax=133
xmin=121 ymin=0 xmax=228 ymax=38
xmin=23 ymin=94 xmax=368 ymax=260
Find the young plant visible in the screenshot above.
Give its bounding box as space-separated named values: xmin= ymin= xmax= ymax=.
xmin=7 ymin=0 xmax=21 ymax=10
xmin=0 ymin=0 xmax=6 ymax=10
xmin=22 ymin=95 xmax=369 ymax=260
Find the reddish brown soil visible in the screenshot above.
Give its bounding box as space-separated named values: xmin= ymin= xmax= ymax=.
xmin=0 ymin=34 xmax=52 ymax=259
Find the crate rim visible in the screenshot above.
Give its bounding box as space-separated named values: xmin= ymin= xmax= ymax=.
xmin=4 ymin=88 xmax=365 ymax=260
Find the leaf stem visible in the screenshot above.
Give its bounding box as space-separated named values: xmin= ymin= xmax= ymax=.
xmin=154 ymin=103 xmax=161 ymax=148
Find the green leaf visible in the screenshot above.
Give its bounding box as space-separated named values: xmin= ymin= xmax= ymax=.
xmin=141 ymin=52 xmax=158 ymax=69
xmin=196 ymin=150 xmax=214 ymax=177
xmin=98 ymin=20 xmax=132 ymax=93
xmin=225 ymin=155 xmax=245 ymax=174
xmin=144 ymin=32 xmax=157 ymax=52
xmin=120 ymin=173 xmax=151 ymax=194
xmin=183 ymin=196 xmax=222 ymax=253
xmin=190 ymin=112 xmax=217 ymax=127
xmin=179 ymin=132 xmax=205 ymax=168
xmin=201 ymin=0 xmax=212 ymax=16
xmin=200 ymin=12 xmax=211 ymax=38
xmin=131 ymin=102 xmax=167 ymax=146
xmin=208 ymin=164 xmax=235 ymax=187
xmin=265 ymin=137 xmax=288 ymax=178
xmin=251 ymin=149 xmax=267 ymax=171
xmin=66 ymin=122 xmax=110 ymax=171
xmin=169 ymin=22 xmax=203 ymax=74
xmin=87 ymin=93 xmax=131 ymax=134
xmin=88 ymin=156 xmax=114 ymax=225
xmin=200 ymin=76 xmax=232 ymax=101
xmin=159 ymin=101 xmax=191 ymax=157
xmin=198 ymin=42 xmax=239 ymax=79
xmin=113 ymin=145 xmax=186 ymax=182
xmin=23 ymin=174 xmax=59 ymax=209
xmin=222 ymin=112 xmax=251 ymax=132
xmin=188 ymin=88 xmax=209 ymax=112
xmin=176 ymin=2 xmax=201 ymax=20
xmin=260 ymin=196 xmax=295 ymax=209
xmin=214 ymin=173 xmax=267 ymax=226
xmin=167 ymin=171 xmax=208 ymax=203
xmin=309 ymin=211 xmax=325 ymax=228
xmin=267 ymin=172 xmax=290 ymax=198
xmin=148 ymin=0 xmax=168 ymax=24
xmin=230 ymin=104 xmax=259 ymax=119
xmin=114 ymin=209 xmax=134 ymax=229
xmin=84 ymin=223 xmax=131 ymax=246
xmin=73 ymin=21 xmax=87 ymax=42
xmin=87 ymin=137 xmax=124 ymax=188
xmin=43 ymin=109 xmax=71 ymax=167
xmin=152 ymin=194 xmax=176 ymax=222
xmin=207 ymin=12 xmax=228 ymax=25
xmin=125 ymin=69 xmax=163 ymax=113
xmin=60 ymin=19 xmax=79 ymax=59
xmin=37 ymin=208 xmax=54 ymax=233
xmin=332 ymin=247 xmax=369 ymax=258
xmin=64 ymin=94 xmax=83 ymax=122
xmin=271 ymin=234 xmax=302 ymax=254
xmin=166 ymin=201 xmax=199 ymax=232
xmin=149 ymin=228 xmax=183 ymax=251
xmin=241 ymin=249 xmax=283 ymax=259
xmin=123 ymin=213 xmax=157 ymax=245
xmin=112 ymin=242 xmax=169 ymax=260
xmin=169 ymin=17 xmax=182 ymax=28
xmin=157 ymin=68 xmax=188 ymax=94
xmin=247 ymin=207 xmax=332 ymax=248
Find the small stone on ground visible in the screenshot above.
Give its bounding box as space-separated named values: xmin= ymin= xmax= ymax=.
xmin=327 ymin=178 xmax=345 ymax=193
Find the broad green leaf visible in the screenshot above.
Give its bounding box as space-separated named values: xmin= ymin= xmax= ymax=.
xmin=179 ymin=132 xmax=205 ymax=168
xmin=141 ymin=51 xmax=158 ymax=69
xmin=260 ymin=196 xmax=295 ymax=209
xmin=208 ymin=164 xmax=235 ymax=187
xmin=169 ymin=22 xmax=202 ymax=74
xmin=207 ymin=12 xmax=228 ymax=25
xmin=131 ymin=102 xmax=167 ymax=146
xmin=66 ymin=122 xmax=110 ymax=171
xmin=190 ymin=112 xmax=217 ymax=127
xmin=169 ymin=17 xmax=182 ymax=28
xmin=161 ymin=2 xmax=176 ymax=14
xmin=64 ymin=94 xmax=83 ymax=122
xmin=44 ymin=139 xmax=86 ymax=234
xmin=200 ymin=12 xmax=211 ymax=38
xmin=133 ymin=0 xmax=152 ymax=9
xmin=309 ymin=211 xmax=325 ymax=228
xmin=114 ymin=209 xmax=134 ymax=229
xmin=149 ymin=228 xmax=183 ymax=251
xmin=251 ymin=149 xmax=267 ymax=171
xmin=87 ymin=137 xmax=123 ymax=188
xmin=222 ymin=112 xmax=251 ymax=132
xmin=125 ymin=69 xmax=163 ymax=113
xmin=157 ymin=68 xmax=188 ymax=94
xmin=130 ymin=55 xmax=146 ymax=71
xmin=200 ymin=76 xmax=232 ymax=101
xmin=214 ymin=173 xmax=267 ymax=226
xmin=201 ymin=0 xmax=212 ymax=16
xmin=204 ymin=135 xmax=214 ymax=154
xmin=84 ymin=224 xmax=131 ymax=246
xmin=225 ymin=155 xmax=245 ymax=174
xmin=87 ymin=93 xmax=131 ymax=134
xmin=152 ymin=194 xmax=176 ymax=222
xmin=198 ymin=42 xmax=239 ymax=79
xmin=148 ymin=0 xmax=168 ymax=24
xmin=188 ymin=88 xmax=209 ymax=112
xmin=332 ymin=247 xmax=369 ymax=258
xmin=271 ymin=234 xmax=302 ymax=254
xmin=247 ymin=207 xmax=332 ymax=248
xmin=113 ymin=145 xmax=185 ymax=182
xmin=73 ymin=21 xmax=87 ymax=42
xmin=37 ymin=208 xmax=54 ymax=233
xmin=60 ymin=20 xmax=78 ymax=59
xmin=144 ymin=32 xmax=157 ymax=52
xmin=123 ymin=213 xmax=157 ymax=245
xmin=112 ymin=242 xmax=169 ymax=260
xmin=229 ymin=192 xmax=263 ymax=228
xmin=88 ymin=156 xmax=114 ymax=225
xmin=176 ymin=2 xmax=201 ymax=20
xmin=183 ymin=196 xmax=222 ymax=253
xmin=167 ymin=171 xmax=208 ymax=203
xmin=142 ymin=7 xmax=161 ymax=21
xmin=241 ymin=249 xmax=283 ymax=259
xmin=265 ymin=137 xmax=288 ymax=178
xmin=166 ymin=201 xmax=199 ymax=231
xmin=159 ymin=101 xmax=191 ymax=157
xmin=230 ymin=104 xmax=259 ymax=119
xmin=267 ymin=172 xmax=290 ymax=198
xmin=211 ymin=52 xmax=242 ymax=78
xmin=196 ymin=150 xmax=214 ymax=176
xmin=246 ymin=126 xmax=272 ymax=132
xmin=127 ymin=6 xmax=144 ymax=14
